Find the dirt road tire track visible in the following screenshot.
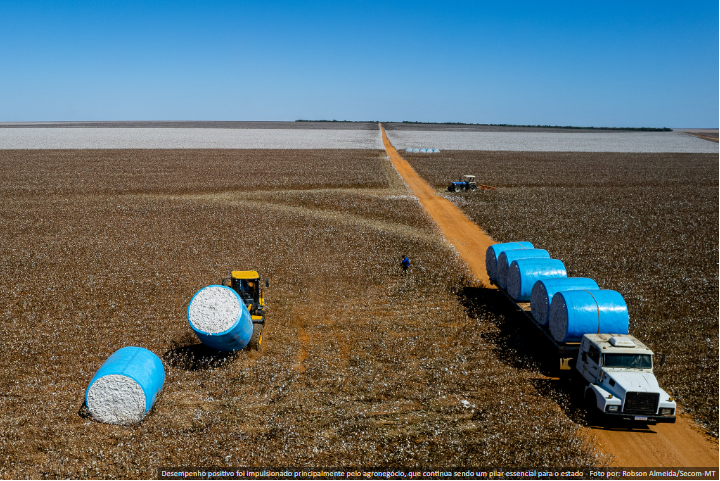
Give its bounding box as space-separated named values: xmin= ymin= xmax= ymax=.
xmin=379 ymin=124 xmax=719 ymax=468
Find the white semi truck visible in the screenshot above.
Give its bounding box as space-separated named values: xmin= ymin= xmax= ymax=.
xmin=577 ymin=334 xmax=676 ymax=424
xmin=498 ymin=289 xmax=676 ymax=425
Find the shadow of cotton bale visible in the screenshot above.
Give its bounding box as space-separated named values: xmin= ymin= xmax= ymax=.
xmin=163 ymin=339 xmax=239 ymax=371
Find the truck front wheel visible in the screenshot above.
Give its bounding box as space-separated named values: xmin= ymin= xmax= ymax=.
xmin=584 ymin=390 xmax=599 ymax=426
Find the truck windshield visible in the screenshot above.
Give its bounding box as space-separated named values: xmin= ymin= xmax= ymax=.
xmin=603 ymin=354 xmax=652 ymax=369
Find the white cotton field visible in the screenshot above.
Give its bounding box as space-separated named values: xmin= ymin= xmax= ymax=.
xmin=385 ymin=130 xmax=719 ymax=153
xmin=0 ymin=127 xmax=385 ymax=149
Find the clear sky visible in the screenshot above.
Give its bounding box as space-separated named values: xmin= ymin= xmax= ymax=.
xmin=1 ymin=0 xmax=717 ymax=127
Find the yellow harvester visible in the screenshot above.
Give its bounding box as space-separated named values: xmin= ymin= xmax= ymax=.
xmin=222 ymin=270 xmax=268 ymax=350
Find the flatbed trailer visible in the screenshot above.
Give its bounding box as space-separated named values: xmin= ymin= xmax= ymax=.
xmin=494 ymin=284 xmax=580 ymax=372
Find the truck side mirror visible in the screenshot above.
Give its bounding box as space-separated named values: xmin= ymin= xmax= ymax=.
xmin=581 ymin=352 xmax=587 ymax=362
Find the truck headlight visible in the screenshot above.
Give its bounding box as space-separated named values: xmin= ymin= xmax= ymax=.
xmin=605 ymin=405 xmax=619 ymax=412
xmin=660 ymin=408 xmax=674 ymax=415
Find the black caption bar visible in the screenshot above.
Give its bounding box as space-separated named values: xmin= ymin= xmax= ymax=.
xmin=158 ymin=468 xmax=719 ymax=480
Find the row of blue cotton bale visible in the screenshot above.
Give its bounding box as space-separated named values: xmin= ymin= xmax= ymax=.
xmin=84 ymin=285 xmax=253 ymax=425
xmin=405 ymin=148 xmax=441 ymax=153
xmin=486 ymin=242 xmax=629 ymax=343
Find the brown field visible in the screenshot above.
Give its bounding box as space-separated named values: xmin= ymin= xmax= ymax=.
xmin=0 ymin=150 xmax=602 ymax=478
xmin=404 ymin=151 xmax=719 ymax=438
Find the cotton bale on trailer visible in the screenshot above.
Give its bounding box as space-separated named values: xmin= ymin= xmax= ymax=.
xmin=530 ymin=277 xmax=599 ymax=326
xmin=485 ymin=241 xmax=534 ymax=283
xmin=506 ymin=258 xmax=567 ymax=302
xmin=549 ymin=289 xmax=629 ymax=343
xmin=496 ymin=248 xmax=550 ymax=290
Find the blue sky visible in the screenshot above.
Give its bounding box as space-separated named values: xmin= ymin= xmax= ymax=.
xmin=1 ymin=1 xmax=717 ymax=126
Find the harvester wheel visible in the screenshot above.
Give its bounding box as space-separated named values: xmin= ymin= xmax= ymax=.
xmin=248 ymin=323 xmax=263 ymax=351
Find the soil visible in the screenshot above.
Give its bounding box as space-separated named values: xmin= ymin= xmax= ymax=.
xmin=379 ymin=126 xmax=720 ymax=468
xmin=590 ymin=415 xmax=718 ymax=467
xmin=0 ymin=148 xmax=600 ymax=477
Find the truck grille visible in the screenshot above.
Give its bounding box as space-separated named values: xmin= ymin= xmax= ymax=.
xmin=623 ymin=392 xmax=659 ymax=414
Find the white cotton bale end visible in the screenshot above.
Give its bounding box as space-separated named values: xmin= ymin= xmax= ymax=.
xmin=187 ymin=285 xmax=253 ymax=351
xmin=412 ymin=148 xmax=420 ymax=153
xmin=405 ymin=148 xmax=413 ymax=153
xmin=85 ymin=347 xmax=165 ymax=425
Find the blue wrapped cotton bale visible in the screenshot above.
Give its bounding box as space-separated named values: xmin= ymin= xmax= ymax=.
xmin=433 ymin=149 xmax=441 ymax=153
xmin=419 ymin=148 xmax=427 ymax=153
xmin=412 ymin=148 xmax=420 ymax=153
xmin=85 ymin=346 xmax=165 ymax=425
xmin=187 ymin=285 xmax=253 ymax=352
xmin=507 ymin=258 xmax=567 ymax=302
xmin=530 ymin=277 xmax=599 ymax=326
xmin=405 ymin=148 xmax=412 ymax=153
xmin=485 ymin=242 xmax=534 ymax=282
xmin=496 ymin=248 xmax=549 ymax=290
xmin=549 ymin=290 xmax=629 ymax=343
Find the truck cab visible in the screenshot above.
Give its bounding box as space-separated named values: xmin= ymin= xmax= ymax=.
xmin=577 ymin=334 xmax=676 ymax=424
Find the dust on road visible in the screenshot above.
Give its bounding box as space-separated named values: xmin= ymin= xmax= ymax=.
xmin=379 ymin=123 xmax=719 ymax=468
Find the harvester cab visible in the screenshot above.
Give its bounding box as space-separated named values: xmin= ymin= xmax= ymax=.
xmin=222 ymin=270 xmax=269 ymax=350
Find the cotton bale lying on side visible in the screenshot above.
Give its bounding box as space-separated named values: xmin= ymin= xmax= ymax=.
xmin=530 ymin=277 xmax=599 ymax=326
xmin=85 ymin=346 xmax=165 ymax=425
xmin=405 ymin=148 xmax=413 ymax=153
xmin=549 ymin=289 xmax=629 ymax=343
xmin=506 ymin=258 xmax=567 ymax=302
xmin=412 ymin=148 xmax=420 ymax=153
xmin=496 ymin=248 xmax=549 ymax=290
xmin=187 ymin=285 xmax=253 ymax=352
xmin=485 ymin=241 xmax=534 ymax=282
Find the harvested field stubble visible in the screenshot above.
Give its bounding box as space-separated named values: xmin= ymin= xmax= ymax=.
xmin=0 ymin=150 xmax=602 ymax=477
xmin=406 ymin=150 xmax=719 ymax=437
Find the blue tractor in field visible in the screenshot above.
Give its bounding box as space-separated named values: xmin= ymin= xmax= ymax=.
xmin=447 ymin=175 xmax=496 ymax=193
xmin=448 ymin=175 xmax=478 ymax=192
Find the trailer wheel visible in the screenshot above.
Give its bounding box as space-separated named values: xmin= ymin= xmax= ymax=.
xmin=584 ymin=390 xmax=599 ymax=425
xmin=248 ymin=323 xmax=263 ymax=352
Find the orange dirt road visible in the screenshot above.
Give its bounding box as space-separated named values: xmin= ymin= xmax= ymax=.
xmin=380 ymin=124 xmax=719 ymax=468
xmin=380 ymin=125 xmax=496 ymax=287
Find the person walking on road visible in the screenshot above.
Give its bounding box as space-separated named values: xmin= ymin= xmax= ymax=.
xmin=401 ymin=255 xmax=410 ymax=275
